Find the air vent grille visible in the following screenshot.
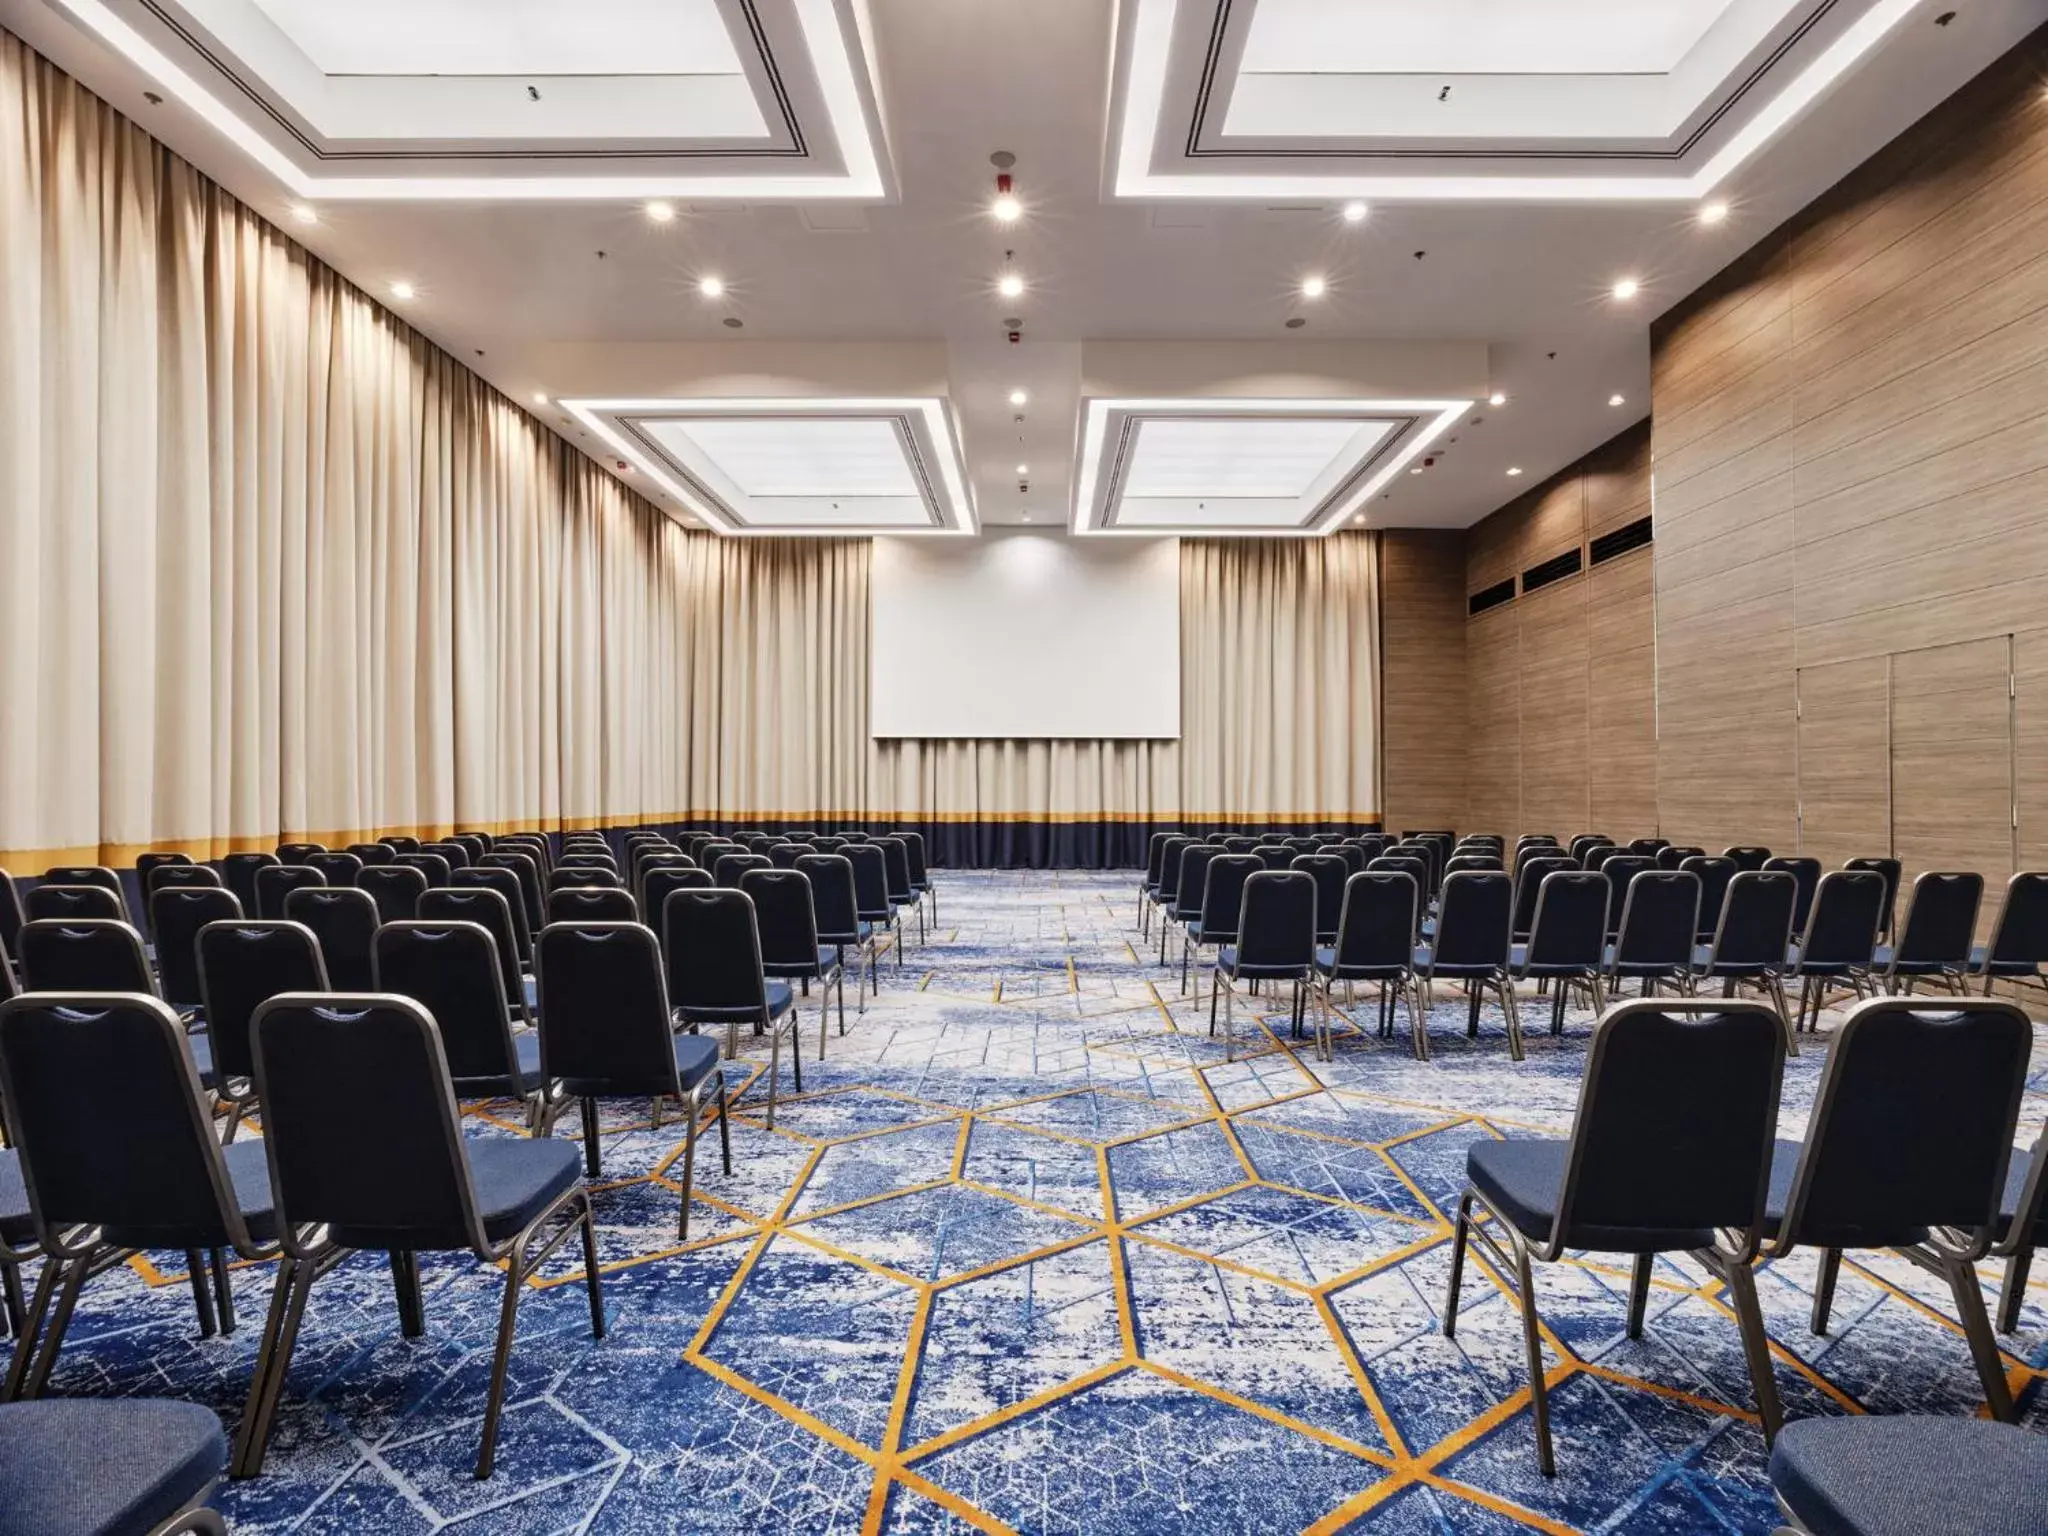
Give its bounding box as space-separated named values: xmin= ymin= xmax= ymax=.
xmin=1590 ymin=515 xmax=1653 ymax=565
xmin=1468 ymin=578 xmax=1515 ymax=616
xmin=1521 ymin=548 xmax=1583 ymax=593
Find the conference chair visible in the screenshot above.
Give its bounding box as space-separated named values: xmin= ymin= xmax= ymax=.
xmin=135 ymin=850 xmax=193 ymax=881
xmin=1213 ymin=870 xmax=1317 ymax=1063
xmin=282 ymin=886 xmax=380 ymax=992
xmin=303 ymin=850 xmax=363 ymax=888
xmin=1160 ymin=843 xmax=1223 ymax=971
xmin=152 ymin=886 xmax=244 ymax=1020
xmin=742 ymin=868 xmax=846 ymax=1058
xmin=1141 ymin=835 xmax=1193 ymax=942
xmin=1348 ymin=834 xmax=1390 ymax=864
xmin=664 ymin=888 xmax=800 ymax=1125
xmin=195 ymin=919 xmax=329 ymax=1143
xmin=418 ymin=886 xmax=531 ymax=1020
xmin=238 ymin=993 xmax=602 ymax=1480
xmin=1137 ymin=834 xmax=1171 ymax=933
xmin=421 ymin=840 xmax=472 ymax=871
xmin=1314 ymin=870 xmax=1422 ymax=1060
xmin=253 ymin=863 xmax=324 ymax=919
xmin=1595 ymin=856 xmax=1655 ymax=943
xmin=16 ymin=918 xmax=153 ymax=995
xmin=1421 ymin=870 xmax=1524 ymax=1060
xmin=1510 ymin=855 xmax=1573 ymax=944
xmin=1250 ymin=843 xmax=1292 ymax=871
xmin=274 ymin=842 xmax=324 ymax=864
xmin=448 ymin=832 xmax=489 ymax=861
xmin=643 ymin=866 xmax=714 ymax=928
xmin=43 ymin=866 xmax=129 ymax=923
xmin=378 ymin=835 xmax=421 ymax=855
xmin=1444 ymin=999 xmax=1788 ymax=1476
xmin=0 ymin=874 xmax=21 ymax=958
xmin=498 ymin=835 xmax=552 ymax=876
xmin=144 ymin=865 xmax=221 ymax=939
xmin=394 ymin=852 xmax=452 ymax=889
xmin=1625 ymin=837 xmax=1668 ymax=858
xmin=1970 ymin=870 xmax=2048 ymax=995
xmin=1290 ymin=853 xmax=1348 ymax=950
xmin=0 ymin=1397 xmax=229 ymax=1535
xmin=0 ymin=993 xmax=282 ymax=1401
xmin=634 ymin=853 xmax=696 ymax=908
xmin=1185 ymin=853 xmax=1260 ymax=1005
xmin=1574 ymin=840 xmax=1616 ymax=871
xmin=1514 ymin=870 xmax=1610 ymax=1035
xmin=1768 ymin=1415 xmax=2048 ymax=1536
xmin=479 ymin=851 xmax=546 ymax=936
xmin=1845 ymin=854 xmax=1902 ymax=942
xmin=1654 ymin=843 xmax=1706 ymax=870
xmin=1874 ymin=870 xmax=1982 ymax=994
xmin=549 ymin=866 xmax=622 ymax=894
xmin=844 ymin=845 xmax=897 ymax=986
xmin=1696 ymin=869 xmax=1799 ymax=1052
xmin=713 ymin=852 xmax=772 ymax=890
xmin=1722 ymin=844 xmax=1772 ymax=872
xmin=1786 ymin=869 xmax=1887 ymax=1034
xmin=536 ymin=922 xmax=729 ymax=1225
xmin=557 ymin=854 xmax=618 ymax=878
xmin=1762 ymin=856 xmax=1821 ymax=936
xmin=1444 ymin=852 xmax=1502 ymax=876
xmin=874 ymin=838 xmax=924 ymax=951
xmin=1605 ymin=870 xmax=1700 ymax=997
xmin=346 ymin=842 xmax=395 ymax=867
xmin=356 ymin=864 xmax=427 ymax=924
xmin=1764 ymin=997 xmax=2032 ymax=1420
xmin=548 ymin=886 xmax=637 ymax=924
xmin=23 ymin=884 xmax=123 ymax=923
xmin=1680 ymin=854 xmax=1739 ymax=945
xmin=1392 ymin=839 xmax=1441 ymax=897
xmin=795 ymin=854 xmax=875 ymax=1014
xmin=373 ymin=921 xmax=551 ymax=1129
xmin=451 ymin=867 xmax=535 ymax=969
xmin=762 ymin=841 xmax=803 ymax=870
xmin=1567 ymin=834 xmax=1609 ymax=862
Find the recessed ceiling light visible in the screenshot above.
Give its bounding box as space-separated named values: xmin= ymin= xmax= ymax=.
xmin=1488 ymin=391 xmax=1507 ymax=407
xmin=698 ymin=275 xmax=725 ymax=298
xmin=532 ymin=392 xmax=549 ymax=406
xmin=1015 ymin=463 xmax=1029 ymax=475
xmin=1612 ymin=277 xmax=1641 ymax=301
xmin=645 ymin=201 xmax=676 ymax=224
xmin=289 ymin=204 xmax=318 ymax=225
xmin=1409 ymin=466 xmax=1424 ymax=475
xmin=1299 ymin=274 xmax=1327 ymax=299
xmin=1698 ymin=200 xmax=1730 ymax=226
xmin=1008 ymin=388 xmax=1029 ymax=406
xmin=1609 ymin=393 xmax=1626 ymax=406
xmin=1506 ymin=466 xmax=1524 ymax=476
xmin=1352 ymin=513 xmax=1365 ymax=524
xmin=1341 ymin=201 xmax=1368 ymax=224
xmin=997 ymin=271 xmax=1025 ymax=298
xmin=389 ymin=281 xmax=415 ymax=301
xmin=992 ymin=192 xmax=1022 ymax=223
xmin=1021 ymin=512 xmax=1033 ymax=522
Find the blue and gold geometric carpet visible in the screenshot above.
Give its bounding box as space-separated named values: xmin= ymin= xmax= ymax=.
xmin=34 ymin=870 xmax=2048 ymax=1532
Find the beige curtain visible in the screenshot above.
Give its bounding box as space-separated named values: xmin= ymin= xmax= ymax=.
xmin=0 ymin=32 xmax=1382 ymax=871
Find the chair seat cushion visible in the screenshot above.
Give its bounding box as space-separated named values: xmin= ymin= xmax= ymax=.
xmin=1467 ymin=1137 xmax=1714 ymax=1255
xmin=1971 ymin=942 xmax=2041 ymax=977
xmin=1769 ymin=1415 xmax=2048 ymax=1536
xmin=1999 ymin=1147 xmax=2045 ymax=1243
xmin=672 ymin=1034 xmax=723 ymax=1094
xmin=0 ymin=1398 xmax=226 ymax=1536
xmin=334 ymin=1136 xmax=582 ymax=1251
xmin=675 ymin=980 xmax=795 ymax=1026
xmin=187 ymin=1030 xmax=215 ymax=1090
xmin=1216 ymin=946 xmax=1308 ymax=979
xmin=1763 ymin=1138 xmax=1929 ymax=1249
xmin=1314 ymin=946 xmax=1404 ymax=980
xmin=452 ymin=1028 xmax=547 ymax=1098
xmin=102 ymin=1138 xmax=277 ymax=1250
xmin=765 ymin=947 xmax=840 ymax=980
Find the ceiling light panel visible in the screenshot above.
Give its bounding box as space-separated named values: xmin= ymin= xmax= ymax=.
xmin=1121 ymin=418 xmax=1373 ymax=499
xmin=651 ymin=419 xmax=922 ymax=499
xmin=247 ymin=0 xmax=745 ymax=76
xmin=1238 ymin=0 xmax=1735 ymax=77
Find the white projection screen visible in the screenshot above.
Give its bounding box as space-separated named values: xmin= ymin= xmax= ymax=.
xmin=870 ymin=534 xmax=1181 ymax=739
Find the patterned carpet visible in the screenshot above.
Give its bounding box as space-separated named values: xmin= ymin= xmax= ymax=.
xmin=27 ymin=869 xmax=2048 ymax=1534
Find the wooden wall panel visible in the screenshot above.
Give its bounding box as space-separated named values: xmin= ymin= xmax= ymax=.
xmin=1890 ymin=639 xmax=2014 ymax=921
xmin=1517 ymin=577 xmax=1591 ymax=838
xmin=1466 ymin=605 xmax=1521 ymax=839
xmin=1587 ymin=549 xmax=1658 ymax=834
xmin=1379 ymin=530 xmax=1468 ymax=832
xmin=1795 ymin=657 xmax=1890 ymax=872
xmin=2016 ymin=628 xmax=2048 ymax=871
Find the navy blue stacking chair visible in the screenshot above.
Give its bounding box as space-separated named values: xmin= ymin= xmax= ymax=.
xmin=1697 ymin=869 xmax=1798 ymax=1052
xmin=1567 ymin=834 xmax=1608 ymax=862
xmin=1290 ymin=853 xmax=1348 ymax=950
xmin=633 ymin=853 xmax=696 ymax=912
xmin=283 ymin=885 xmax=379 ymax=992
xmin=549 ymin=865 xmax=621 ymax=893
xmin=395 ymin=852 xmax=452 ymax=889
xmin=1763 ymin=855 xmax=1821 ymax=936
xmin=1605 ymin=869 xmax=1700 ymax=997
xmin=875 ymin=837 xmax=923 ymax=952
xmin=44 ymin=866 xmax=129 ymax=923
xmin=1247 ymin=843 xmax=1290 ymax=871
xmin=196 ymin=919 xmax=329 ymax=1143
xmin=303 ymin=849 xmax=363 ymax=888
xmin=795 ymin=854 xmax=874 ymax=1012
xmin=1213 ymin=870 xmax=1316 ymax=1063
xmin=151 ymin=886 xmax=243 ymax=1020
xmin=536 ymin=923 xmax=728 ymax=1228
xmin=844 ymin=845 xmax=896 ymax=986
xmin=1722 ymin=844 xmax=1771 ymax=872
xmin=1186 ymin=853 xmax=1261 ymax=1003
xmin=1514 ymin=869 xmax=1610 ymax=1035
xmin=374 ymin=920 xmax=551 ymax=1129
xmin=240 ymin=993 xmax=601 ymax=1480
xmin=419 ymin=886 xmax=531 ymax=1017
xmin=1844 ymin=854 xmax=1901 ymax=942
xmin=143 ymin=864 xmax=220 ymax=942
xmin=422 ymin=840 xmax=472 ymax=871
xmin=1142 ymin=835 xmax=1192 ymax=942
xmin=253 ymin=862 xmax=323 ymax=919
xmin=356 ymin=864 xmax=426 ymax=924
xmin=664 ymin=888 xmax=799 ymax=1125
xmin=742 ymin=868 xmax=845 ymax=1059
xmin=0 ymin=1397 xmax=229 ymax=1534
xmin=900 ymin=830 xmax=935 ymax=927
xmin=1970 ymin=870 xmax=2048 ymax=996
xmin=274 ymin=841 xmax=324 ymax=864
xmin=17 ymin=918 xmax=153 ymax=995
xmin=1874 ymin=870 xmax=1981 ymax=994
xmin=0 ymin=994 xmax=282 ymax=1401
xmin=449 ymin=832 xmax=490 ymax=860
xmin=1421 ymin=870 xmax=1523 ymax=1060
xmin=1654 ymin=843 xmax=1706 ymax=870
xmin=548 ymin=886 xmax=637 ymax=924
xmin=1764 ymin=997 xmax=2032 ymax=1421
xmin=379 ymin=835 xmax=422 ymax=855
xmin=219 ymin=854 xmax=278 ymax=913
xmin=22 ymin=885 xmax=122 ymax=923
xmin=451 ymin=866 xmax=534 ymax=969
xmin=1681 ymin=854 xmax=1738 ymax=944
xmin=1770 ymin=1415 xmax=2048 ymax=1536
xmin=1788 ymin=868 xmax=1887 ymax=1035
xmin=1445 ymin=998 xmax=1787 ymax=1476
xmin=1510 ymin=855 xmax=1573 ymax=943
xmin=1314 ymin=869 xmax=1421 ymax=1059
xmin=479 ymin=851 xmax=545 ymax=934
xmin=1594 ymin=855 xmax=1655 ymax=940
xmin=1159 ymin=843 xmax=1222 ymax=969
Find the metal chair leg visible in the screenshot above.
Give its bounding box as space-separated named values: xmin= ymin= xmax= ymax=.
xmin=25 ymin=1255 xmax=93 ymax=1399
xmin=1222 ymin=970 xmax=1235 ymax=1063
xmin=1407 ymin=974 xmax=1428 ymax=1062
xmin=678 ymin=1091 xmax=699 ymax=1240
xmin=0 ymin=1261 xmax=22 ymax=1341
xmin=1511 ymin=1240 xmax=1556 ymax=1477
xmin=1718 ymin=1253 xmax=1785 ymax=1444
xmin=3 ymin=1259 xmax=61 ymax=1401
xmin=1997 ymin=1247 xmax=2032 ymax=1334
xmin=231 ymin=1253 xmax=315 ymax=1480
xmin=390 ymin=1251 xmax=426 ymax=1339
xmin=1500 ymin=974 xmax=1525 ymax=1062
xmin=186 ymin=1249 xmax=217 ymax=1340
xmin=475 ymin=1244 xmax=525 ymax=1479
xmin=579 ymin=1193 xmax=605 ymax=1338
xmin=1939 ymin=1253 xmax=2017 ymax=1421
xmin=717 ymin=1078 xmax=733 ymax=1173
xmin=580 ymin=1097 xmax=603 ymax=1177
xmin=1810 ymin=1248 xmax=1841 ymax=1336
xmin=1442 ymin=1191 xmax=1474 ymax=1337
xmin=1626 ymin=1253 xmax=1653 ymax=1339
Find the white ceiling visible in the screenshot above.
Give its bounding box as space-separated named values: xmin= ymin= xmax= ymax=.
xmin=6 ymin=0 xmax=2045 ymax=535
xmin=1238 ymin=0 xmax=1738 ymax=77
xmin=246 ymin=0 xmax=745 ymax=77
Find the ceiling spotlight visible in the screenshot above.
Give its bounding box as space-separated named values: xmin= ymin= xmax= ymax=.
xmin=1008 ymin=388 xmax=1029 ymax=406
xmin=997 ymin=271 xmax=1025 ymax=298
xmin=1021 ymin=512 xmax=1033 ymax=522
xmin=1488 ymin=391 xmax=1507 ymax=407
xmin=1409 ymin=466 xmax=1424 ymax=475
xmin=645 ymin=201 xmax=676 ymax=224
xmin=1506 ymin=466 xmax=1524 ymax=476
xmin=1352 ymin=513 xmax=1365 ymax=524
xmin=289 ymin=204 xmax=318 ymax=225
xmin=698 ymin=275 xmax=725 ymax=298
xmin=1609 ymin=393 xmax=1626 ymax=406
xmin=1300 ymin=274 xmax=1327 ymax=299
xmin=389 ymin=281 xmax=415 ymax=301
xmin=1612 ymin=276 xmax=1641 ymax=301
xmin=1698 ymin=199 xmax=1729 ymax=226
xmin=1341 ymin=201 xmax=1368 ymax=224
xmin=1015 ymin=463 xmax=1029 ymax=476
xmin=992 ymin=193 xmax=1022 ymax=223
xmin=532 ymin=392 xmax=549 ymax=406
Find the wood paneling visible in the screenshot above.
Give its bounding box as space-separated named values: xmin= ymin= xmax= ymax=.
xmin=1653 ymin=24 xmax=2048 ymax=864
xmin=1795 ymin=657 xmax=1890 ymax=872
xmin=1466 ymin=605 xmax=1521 ymax=839
xmin=1517 ymin=576 xmax=1591 ymax=837
xmin=1588 ymin=548 xmax=1658 ymax=834
xmin=2016 ymin=628 xmax=2048 ymax=871
xmin=1380 ymin=530 xmax=1468 ymax=831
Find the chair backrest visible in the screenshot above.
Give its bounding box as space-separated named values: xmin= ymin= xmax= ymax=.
xmin=1655 ymin=843 xmax=1707 ymax=870
xmin=764 ymin=842 xmax=805 ymax=870
xmin=1568 ymin=834 xmax=1609 ymax=861
xmin=251 ymin=994 xmax=491 ymax=1256
xmin=1586 ymin=845 xmax=1631 ymax=873
xmin=145 ymin=863 xmax=222 ymax=903
xmin=413 ymin=888 xmax=525 ymax=1009
xmin=1234 ymin=870 xmax=1317 ymax=970
xmin=1611 ymin=870 xmax=1702 ymax=971
xmin=135 ymin=851 xmax=192 ymax=879
xmin=0 ymin=872 xmax=20 ymax=955
xmin=1523 ymin=871 xmax=1610 ymax=970
xmin=794 ymin=854 xmax=860 ymax=944
xmin=1143 ymin=833 xmax=1172 ymax=889
xmin=197 ymin=919 xmax=329 ymax=1083
xmin=1892 ymin=871 xmax=1984 ymax=972
xmin=741 ymin=868 xmax=823 ymax=971
xmin=1681 ymin=855 xmax=1739 ymax=942
xmin=1983 ymin=871 xmax=2048 ymax=969
xmin=845 ymin=845 xmax=891 ymax=920
xmin=1707 ymin=870 xmax=1797 ymax=970
xmin=1844 ymin=856 xmax=1902 ymax=940
xmin=1328 ymin=870 xmax=1418 ymax=972
xmin=347 ymin=841 xmax=396 ymax=866
xmin=1173 ymin=845 xmax=1224 ymax=914
xmin=1511 ymin=855 xmax=1574 ymax=939
xmin=303 ymin=850 xmax=364 ymax=888
xmin=1289 ymin=854 xmax=1348 ymax=942
xmin=480 ymin=852 xmax=545 ymax=932
xmin=499 ymin=836 xmax=552 ymax=876
xmin=448 ymin=833 xmax=489 ymax=861
xmin=713 ymin=852 xmax=773 ymax=889
xmin=373 ymin=921 xmax=524 ymax=1085
xmin=421 ymin=840 xmax=472 ymax=870
xmin=548 ymin=886 xmax=638 ymax=923
xmin=1392 ymin=840 xmax=1440 ymax=893
xmin=254 ymin=863 xmax=325 ymax=919
xmin=900 ymin=831 xmax=933 ymax=887
xmin=549 ymin=865 xmax=622 ymax=892
xmin=811 ymin=835 xmax=848 ymax=854
xmin=275 ymin=841 xmax=325 ymax=864
xmin=282 ymin=886 xmax=381 ymax=991
xmin=1777 ymin=998 xmax=2032 ymax=1249
xmin=1445 ymin=853 xmax=1503 ymax=875
xmin=1192 ymin=854 xmax=1261 ymax=944
xmin=1624 ymin=838 xmax=1667 ymax=857
xmin=875 ymin=838 xmax=914 ymax=903
xmin=558 ymin=851 xmax=617 ymax=871
xmin=396 ymin=852 xmax=453 ymax=888
xmin=664 ymin=887 xmax=771 ymax=1017
xmin=24 ymin=884 xmax=124 ymax=922
xmin=1722 ymin=845 xmax=1772 ymax=872
xmin=1763 ymin=856 xmax=1821 ymax=934
xmin=0 ymin=994 xmax=254 ymax=1251
xmin=1429 ymin=871 xmax=1513 ymax=970
xmin=1153 ymin=836 xmax=1194 ymax=897
xmin=18 ymin=919 xmax=154 ymax=994
xmin=357 ymin=864 xmax=428 ymax=924
xmin=1796 ymin=870 xmax=1887 ymax=970
xmin=1597 ymin=856 xmax=1656 ymax=937
xmin=1552 ymin=1000 xmax=1786 ymax=1254
xmin=43 ymin=866 xmax=128 ymax=922
xmin=450 ymin=866 xmax=534 ymax=964
xmin=642 ymin=865 xmax=714 ymax=919
xmin=536 ymin=923 xmax=685 ymax=1097
xmin=380 ymin=835 xmax=422 ymax=855
xmin=150 ymin=887 xmax=244 ymax=1008
xmin=1249 ymin=843 xmax=1291 ymax=870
